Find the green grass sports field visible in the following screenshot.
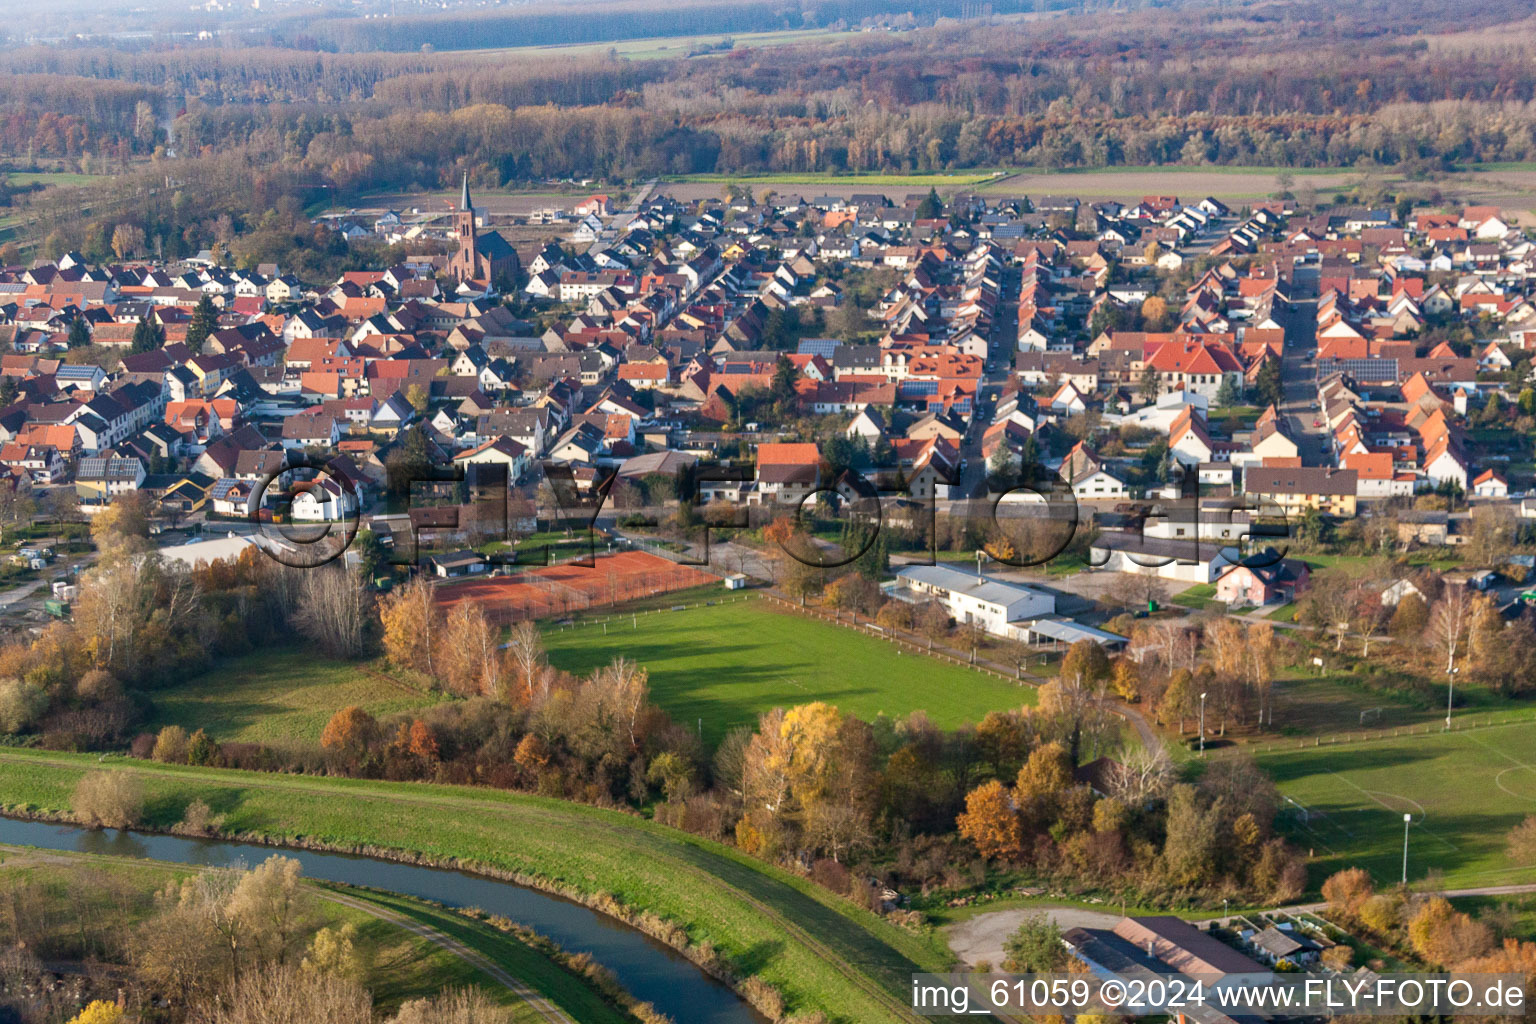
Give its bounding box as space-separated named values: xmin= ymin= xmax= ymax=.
xmin=1256 ymin=722 xmax=1536 ymax=890
xmin=542 ymin=598 xmax=1036 ymax=746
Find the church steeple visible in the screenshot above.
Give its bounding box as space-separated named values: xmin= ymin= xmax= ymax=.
xmin=459 ymin=172 xmax=472 ymax=213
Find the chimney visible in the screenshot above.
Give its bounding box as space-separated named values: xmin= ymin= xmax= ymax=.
xmin=1146 ymin=940 xmax=1154 ymax=957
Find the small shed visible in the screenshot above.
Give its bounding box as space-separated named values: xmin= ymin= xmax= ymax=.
xmin=429 ymin=550 xmax=488 ymax=578
xmin=723 ymin=573 xmax=748 ymax=590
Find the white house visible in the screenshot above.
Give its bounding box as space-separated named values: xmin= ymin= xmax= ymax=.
xmin=1381 ymin=579 xmax=1425 ymax=608
xmin=288 ymin=475 xmax=359 ymax=522
xmin=1071 ymin=466 xmax=1128 ymax=499
xmin=1049 ymin=382 xmax=1088 ymax=416
xmin=453 ymin=435 xmax=531 ymax=484
xmin=1472 ymin=468 xmax=1509 ymax=499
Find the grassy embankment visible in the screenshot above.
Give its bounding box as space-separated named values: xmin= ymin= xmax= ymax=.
xmin=0 ymin=747 xmax=950 ymax=1022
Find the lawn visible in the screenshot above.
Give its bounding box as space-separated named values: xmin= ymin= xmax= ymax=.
xmin=145 ymin=648 xmax=445 ymax=747
xmin=1253 ymin=721 xmax=1536 ymax=890
xmin=1298 ymin=552 xmax=1461 ymax=572
xmin=5 ymin=171 xmax=103 ymax=187
xmin=1170 ymin=583 xmax=1220 ymax=611
xmin=542 ymin=597 xmax=1036 ymax=746
xmin=0 ymin=747 xmax=952 ymax=1022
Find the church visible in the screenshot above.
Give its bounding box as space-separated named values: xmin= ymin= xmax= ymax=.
xmin=447 ymin=174 xmax=520 ymax=289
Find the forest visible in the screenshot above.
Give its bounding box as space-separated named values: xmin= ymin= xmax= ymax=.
xmin=15 ymin=0 xmax=1536 ymax=264
xmin=7 ymin=0 xmax=1536 ymax=171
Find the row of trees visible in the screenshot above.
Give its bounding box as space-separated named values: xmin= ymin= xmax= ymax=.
xmin=1321 ymin=865 xmax=1536 ymax=979
xmin=1302 ymin=565 xmax=1536 ymax=697
xmin=957 ymin=739 xmax=1305 ymax=903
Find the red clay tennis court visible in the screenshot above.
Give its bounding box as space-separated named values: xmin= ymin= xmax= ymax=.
xmin=433 ymin=550 xmax=718 ymax=623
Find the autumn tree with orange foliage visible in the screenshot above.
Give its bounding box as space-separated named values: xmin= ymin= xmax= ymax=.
xmin=378 ymin=577 xmax=441 ymax=677
xmin=1407 ymin=897 xmax=1494 ymax=967
xmin=320 ymin=706 xmax=378 ymax=760
xmin=956 ymin=779 xmax=1022 ymax=860
xmin=391 ymin=719 xmax=437 ymax=762
xmin=1321 ymin=867 xmax=1374 ymax=917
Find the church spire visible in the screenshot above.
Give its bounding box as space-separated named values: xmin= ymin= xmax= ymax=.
xmin=459 ymin=172 xmax=472 ymax=212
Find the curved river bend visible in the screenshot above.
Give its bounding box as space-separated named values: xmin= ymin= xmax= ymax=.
xmin=0 ymin=816 xmax=763 ymax=1024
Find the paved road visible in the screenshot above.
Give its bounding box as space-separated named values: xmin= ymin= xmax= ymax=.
xmin=0 ymin=579 xmax=45 ymax=611
xmin=1274 ymin=291 xmax=1330 ymax=465
xmin=319 ymin=890 xmax=576 ymax=1024
xmin=599 ymin=178 xmax=657 ymax=244
xmin=1283 ymin=882 xmax=1536 ymax=916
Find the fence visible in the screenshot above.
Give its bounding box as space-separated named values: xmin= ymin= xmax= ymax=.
xmin=545 ymin=592 xmax=757 ymax=632
xmin=1241 ymin=709 xmax=1536 ymax=756
xmin=433 ymin=550 xmax=719 ymax=624
xmin=761 ymin=591 xmax=1039 ymax=686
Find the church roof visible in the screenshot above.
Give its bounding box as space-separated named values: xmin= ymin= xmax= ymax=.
xmin=478 ymin=231 xmax=515 ymax=260
xmin=460 ymin=172 xmax=472 ymax=212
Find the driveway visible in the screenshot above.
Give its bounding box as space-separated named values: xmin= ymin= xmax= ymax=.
xmin=948 ymin=905 xmax=1126 ymax=968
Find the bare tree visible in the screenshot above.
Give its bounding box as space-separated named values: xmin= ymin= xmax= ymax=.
xmin=0 ymin=482 xmax=35 ymax=545
xmin=1242 ymin=622 xmax=1278 ymax=726
xmin=594 ymin=657 xmax=648 ymax=752
xmin=505 ymin=620 xmax=547 ymax=702
xmin=196 ymin=962 xmax=371 ymax=1024
xmin=1306 ymin=569 xmax=1368 ymax=652
xmin=1150 ymin=621 xmax=1197 ymax=673
xmin=1109 ymin=743 xmax=1175 ymax=805
xmin=1431 ymin=586 xmax=1475 ymax=676
xmin=293 ymin=565 xmax=370 ymax=659
xmin=387 ymin=987 xmax=509 ymax=1024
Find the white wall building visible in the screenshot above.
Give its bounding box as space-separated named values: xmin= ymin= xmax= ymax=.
xmin=891 ymin=564 xmax=1055 ymax=636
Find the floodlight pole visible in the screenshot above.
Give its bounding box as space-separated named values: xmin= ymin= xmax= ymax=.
xmin=1402 ymin=812 xmax=1412 ymax=885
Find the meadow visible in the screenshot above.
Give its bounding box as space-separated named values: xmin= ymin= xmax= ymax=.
xmin=1253 ymin=721 xmax=1536 ymax=890
xmin=145 ymin=649 xmax=445 ymax=747
xmin=0 ymin=747 xmax=950 ymax=1022
xmin=542 ymin=597 xmax=1037 ymax=746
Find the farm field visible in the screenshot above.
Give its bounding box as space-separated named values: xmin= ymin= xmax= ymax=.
xmin=542 ymin=596 xmax=1037 ymax=746
xmin=473 ymin=26 xmax=849 ymax=60
xmin=0 ymin=747 xmax=950 ymax=1022
xmin=5 ymin=171 xmax=104 ymax=187
xmin=666 ymin=169 xmax=1009 ymax=186
xmin=1254 ymin=721 xmax=1536 ymax=890
xmin=972 ymin=165 xmax=1363 ymax=200
xmin=145 ymin=648 xmax=444 ymax=747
